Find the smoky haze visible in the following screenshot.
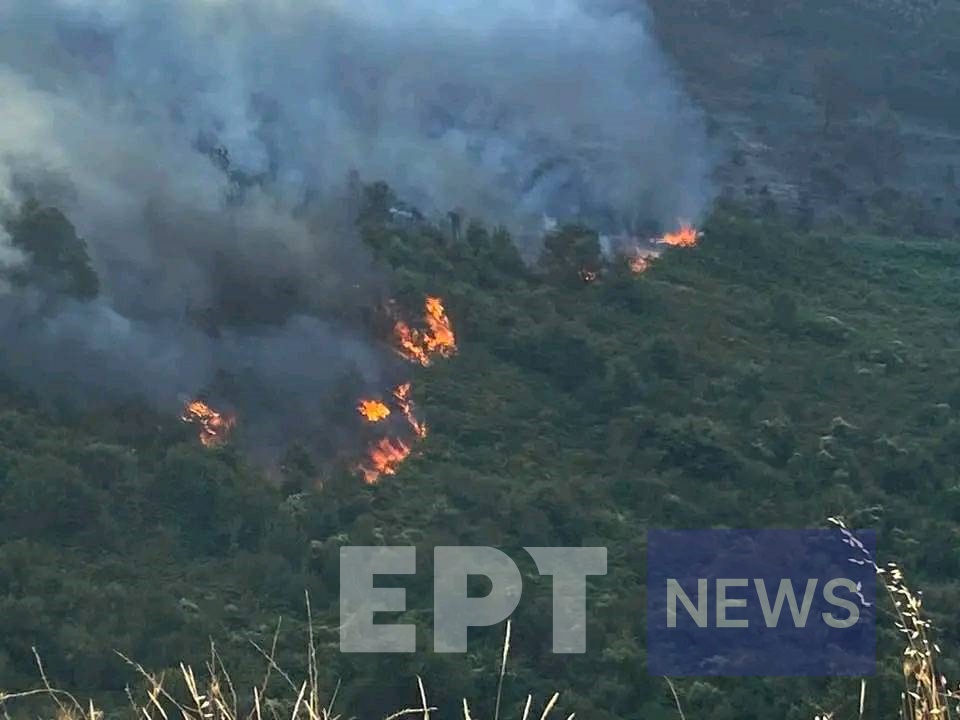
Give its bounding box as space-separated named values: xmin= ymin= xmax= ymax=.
xmin=0 ymin=0 xmax=712 ymax=228
xmin=0 ymin=0 xmax=712 ymax=450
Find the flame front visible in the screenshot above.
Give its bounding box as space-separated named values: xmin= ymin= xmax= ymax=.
xmin=356 ymin=382 xmax=428 ymax=483
xmin=181 ymin=400 xmax=236 ymax=448
xmin=357 ymin=399 xmax=391 ymax=423
xmin=658 ymin=223 xmax=701 ymax=247
xmin=394 ymin=296 xmax=457 ymax=367
xmin=617 ymin=223 xmax=696 ymax=275
xmin=394 ymin=382 xmax=427 ymax=439
xmin=424 ymin=297 xmax=456 ymax=358
xmin=359 ymin=295 xmax=454 ymax=482
xmin=629 ymin=256 xmax=650 ymax=274
xmin=358 ymin=437 xmax=411 ymax=485
xmin=628 ymin=250 xmax=655 ymax=274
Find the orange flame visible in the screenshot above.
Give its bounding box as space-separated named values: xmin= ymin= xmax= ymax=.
xmin=357 ymin=399 xmax=391 ymax=422
xmin=424 ymin=297 xmax=456 ymax=358
xmin=356 ymin=383 xmax=428 ymax=483
xmin=628 ymin=251 xmax=654 ymax=274
xmin=394 ymin=382 xmax=428 ymax=439
xmin=181 ymin=400 xmax=236 ymax=448
xmin=358 ymin=437 xmax=411 ymax=485
xmin=393 ymin=296 xmax=457 ymax=366
xmin=658 ymin=223 xmax=701 ymax=247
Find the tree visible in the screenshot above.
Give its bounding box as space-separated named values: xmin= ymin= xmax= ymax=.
xmin=852 ymin=99 xmax=906 ymax=185
xmin=811 ymin=52 xmax=859 ymax=136
xmin=1 ymin=455 xmax=100 ymax=539
xmin=540 ymin=224 xmax=603 ymax=285
xmin=489 ymin=226 xmax=524 ymax=274
xmin=6 ymin=201 xmax=99 ymax=299
xmin=357 ymin=182 xmax=397 ymax=226
xmin=770 ymin=292 xmax=799 ymax=332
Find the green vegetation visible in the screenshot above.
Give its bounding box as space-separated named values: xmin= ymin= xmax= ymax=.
xmin=645 ymin=0 xmax=960 ymax=235
xmin=3 ymin=199 xmax=960 ymax=719
xmin=5 ymin=201 xmax=100 ymax=300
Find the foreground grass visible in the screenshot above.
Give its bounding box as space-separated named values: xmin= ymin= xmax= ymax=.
xmin=0 ymin=619 xmax=577 ymax=720
xmin=4 ymin=531 xmax=959 ymax=720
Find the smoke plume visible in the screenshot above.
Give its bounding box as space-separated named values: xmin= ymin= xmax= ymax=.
xmin=0 ymin=0 xmax=712 ymax=449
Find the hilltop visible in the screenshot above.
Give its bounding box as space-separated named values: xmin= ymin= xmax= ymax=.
xmin=646 ymin=0 xmax=960 ymax=233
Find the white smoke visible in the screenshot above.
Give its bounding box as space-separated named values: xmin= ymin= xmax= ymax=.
xmin=0 ymin=0 xmax=711 ymax=235
xmin=0 ymin=0 xmax=713 ymax=442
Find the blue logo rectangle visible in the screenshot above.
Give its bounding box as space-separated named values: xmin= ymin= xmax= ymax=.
xmin=647 ymin=529 xmax=876 ymax=676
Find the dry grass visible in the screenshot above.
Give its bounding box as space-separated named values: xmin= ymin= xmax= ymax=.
xmin=6 ymin=526 xmax=959 ymax=720
xmin=826 ymin=517 xmax=960 ymax=720
xmin=0 ymin=608 xmax=570 ymax=720
xmin=660 ymin=520 xmax=960 ymax=720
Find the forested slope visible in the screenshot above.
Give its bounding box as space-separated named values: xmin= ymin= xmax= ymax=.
xmin=3 ymin=200 xmax=960 ymax=719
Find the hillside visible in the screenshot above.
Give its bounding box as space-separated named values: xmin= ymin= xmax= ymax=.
xmin=646 ymin=0 xmax=960 ymax=232
xmin=3 ymin=201 xmax=960 ymax=718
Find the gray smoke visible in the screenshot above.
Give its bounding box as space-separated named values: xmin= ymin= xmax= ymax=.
xmin=1 ymin=0 xmax=711 ymax=228
xmin=0 ymin=0 xmax=712 ymax=444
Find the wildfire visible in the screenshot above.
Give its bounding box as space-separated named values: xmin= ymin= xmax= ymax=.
xmin=658 ymin=223 xmax=701 ymax=248
xmin=629 ymin=256 xmax=651 ymax=274
xmin=580 ymin=269 xmax=598 ymax=283
xmin=627 ymin=249 xmax=657 ymax=274
xmin=394 ymin=382 xmax=427 ymax=439
xmin=393 ymin=296 xmax=457 ymax=367
xmin=424 ymin=296 xmax=456 ymax=356
xmin=181 ymin=399 xmax=236 ymax=448
xmin=358 ymin=437 xmax=411 ymax=485
xmin=356 ymin=382 xmax=428 ymax=483
xmin=357 ymin=399 xmax=391 ymax=422
xmin=359 ymin=295 xmax=454 ymax=482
